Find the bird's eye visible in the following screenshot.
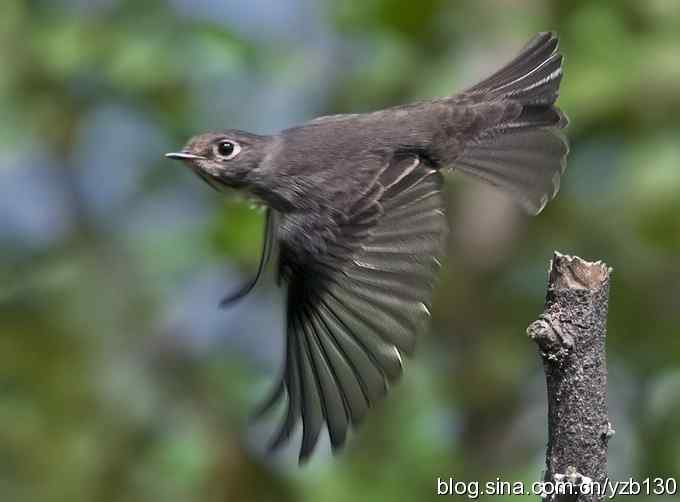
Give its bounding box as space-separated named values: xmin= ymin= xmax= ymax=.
xmin=214 ymin=140 xmax=241 ymax=160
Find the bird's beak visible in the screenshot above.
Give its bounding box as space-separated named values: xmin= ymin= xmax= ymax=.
xmin=165 ymin=152 xmax=206 ymax=161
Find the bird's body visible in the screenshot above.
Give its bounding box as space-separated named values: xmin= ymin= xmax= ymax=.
xmin=166 ymin=32 xmax=568 ymax=462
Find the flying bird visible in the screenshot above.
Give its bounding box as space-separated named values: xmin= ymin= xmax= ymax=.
xmin=166 ymin=32 xmax=568 ymax=462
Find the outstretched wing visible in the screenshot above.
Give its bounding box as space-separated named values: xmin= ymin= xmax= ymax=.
xmin=256 ymin=155 xmax=448 ymax=462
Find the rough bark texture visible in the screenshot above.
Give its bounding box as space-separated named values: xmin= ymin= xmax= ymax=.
xmin=527 ymin=252 xmax=613 ymax=502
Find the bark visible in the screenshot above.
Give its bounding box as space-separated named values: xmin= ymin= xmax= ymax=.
xmin=527 ymin=252 xmax=613 ymax=502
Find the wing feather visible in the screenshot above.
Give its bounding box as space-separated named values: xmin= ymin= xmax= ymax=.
xmin=307 ymin=306 xmax=369 ymax=426
xmin=322 ymin=287 xmax=411 ymax=370
xmin=316 ymin=298 xmax=388 ymax=403
xmin=302 ymin=314 xmax=350 ymax=450
xmin=295 ymin=315 xmax=325 ymax=462
xmin=220 ymin=208 xmax=278 ymax=307
xmin=268 ymin=321 xmax=302 ymax=451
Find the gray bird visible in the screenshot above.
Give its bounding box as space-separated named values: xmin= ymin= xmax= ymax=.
xmin=166 ymin=32 xmax=568 ymax=463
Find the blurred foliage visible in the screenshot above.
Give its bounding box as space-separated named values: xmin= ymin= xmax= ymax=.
xmin=1 ymin=0 xmax=679 ymax=501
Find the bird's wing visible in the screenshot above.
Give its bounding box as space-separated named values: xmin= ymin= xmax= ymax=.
xmin=220 ymin=208 xmax=278 ymax=307
xmin=256 ymin=155 xmax=448 ymax=462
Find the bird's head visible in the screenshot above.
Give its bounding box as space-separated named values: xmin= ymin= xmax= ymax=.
xmin=166 ymin=130 xmax=271 ymax=191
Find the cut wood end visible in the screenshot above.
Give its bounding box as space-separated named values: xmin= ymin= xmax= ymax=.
xmin=549 ymin=251 xmax=612 ymax=291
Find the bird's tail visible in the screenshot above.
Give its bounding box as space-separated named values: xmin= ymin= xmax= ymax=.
xmin=454 ymin=32 xmax=569 ymax=214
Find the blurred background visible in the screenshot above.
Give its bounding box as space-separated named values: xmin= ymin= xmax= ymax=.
xmin=1 ymin=0 xmax=679 ymax=500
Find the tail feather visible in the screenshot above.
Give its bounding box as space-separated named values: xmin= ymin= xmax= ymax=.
xmin=457 ymin=129 xmax=568 ymax=214
xmin=468 ymin=33 xmax=558 ymax=92
xmin=466 ymin=32 xmax=563 ymax=106
xmin=455 ymin=32 xmax=569 ymax=215
xmin=508 ymin=104 xmax=567 ymax=131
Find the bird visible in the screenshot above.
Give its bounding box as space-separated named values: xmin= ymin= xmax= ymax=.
xmin=166 ymin=32 xmax=568 ymax=463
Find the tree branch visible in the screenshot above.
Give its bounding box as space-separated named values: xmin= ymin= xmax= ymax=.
xmin=527 ymin=252 xmax=613 ymax=502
